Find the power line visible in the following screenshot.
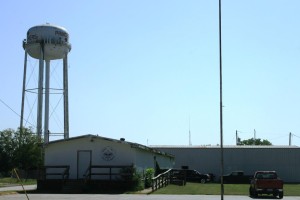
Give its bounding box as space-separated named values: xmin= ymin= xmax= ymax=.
xmin=0 ymin=97 xmax=35 ymax=128
xmin=292 ymin=134 xmax=300 ymax=139
xmin=0 ymin=98 xmax=20 ymax=118
xmin=269 ymin=134 xmax=288 ymax=141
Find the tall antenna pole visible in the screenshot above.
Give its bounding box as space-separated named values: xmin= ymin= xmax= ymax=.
xmin=189 ymin=116 xmax=192 ymax=146
xmin=219 ymin=0 xmax=224 ymax=199
xmin=289 ymin=132 xmax=292 ymax=146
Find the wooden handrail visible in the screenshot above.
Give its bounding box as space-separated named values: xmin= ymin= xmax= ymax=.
xmin=84 ymin=165 xmax=133 ymax=181
xmin=42 ymin=165 xmax=70 ymax=180
xmin=152 ymin=169 xmax=172 ymax=192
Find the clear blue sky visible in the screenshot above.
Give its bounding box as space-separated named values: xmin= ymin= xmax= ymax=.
xmin=1 ymin=0 xmax=300 ymax=146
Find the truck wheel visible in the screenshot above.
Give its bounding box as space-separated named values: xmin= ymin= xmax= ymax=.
xmin=249 ymin=187 xmax=253 ymax=197
xmin=249 ymin=187 xmax=257 ymax=198
xmin=200 ymin=179 xmax=206 ymax=184
xmin=279 ymin=191 xmax=283 ymax=199
xmin=253 ymin=190 xmax=258 ymax=198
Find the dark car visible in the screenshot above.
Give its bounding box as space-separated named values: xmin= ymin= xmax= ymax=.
xmin=172 ymin=169 xmax=210 ymax=183
xmin=223 ymin=171 xmax=252 ymax=184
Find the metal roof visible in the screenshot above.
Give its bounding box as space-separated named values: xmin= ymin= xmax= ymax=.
xmin=150 ymin=145 xmax=300 ymax=149
xmin=46 ymin=134 xmax=174 ymax=158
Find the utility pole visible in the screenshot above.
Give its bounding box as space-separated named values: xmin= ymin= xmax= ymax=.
xmin=289 ymin=132 xmax=292 ymax=146
xmin=218 ymin=0 xmax=224 ymax=199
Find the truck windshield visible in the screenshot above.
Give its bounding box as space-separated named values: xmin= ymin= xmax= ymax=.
xmin=256 ymin=172 xmax=277 ymax=179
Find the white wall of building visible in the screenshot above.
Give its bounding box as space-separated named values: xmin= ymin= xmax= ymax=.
xmin=134 ymin=149 xmax=156 ymax=173
xmin=45 ymin=135 xmax=174 ymax=180
xmin=134 ymin=148 xmax=175 ymax=174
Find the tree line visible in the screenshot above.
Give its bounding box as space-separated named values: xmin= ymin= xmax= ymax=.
xmin=237 ymin=137 xmax=272 ymax=145
xmin=0 ymin=127 xmax=43 ymax=176
xmin=0 ymin=127 xmax=272 ymax=177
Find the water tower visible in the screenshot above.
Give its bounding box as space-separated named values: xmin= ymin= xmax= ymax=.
xmin=20 ymin=24 xmax=71 ymax=143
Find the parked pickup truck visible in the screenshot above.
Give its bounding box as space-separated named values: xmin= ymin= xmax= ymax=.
xmin=223 ymin=171 xmax=252 ymax=184
xmin=249 ymin=171 xmax=283 ymax=199
xmin=171 ymin=169 xmax=211 ymax=183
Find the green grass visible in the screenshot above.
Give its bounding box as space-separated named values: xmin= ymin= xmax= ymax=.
xmin=0 ymin=178 xmax=36 ymax=187
xmin=152 ymin=183 xmax=300 ymax=196
xmin=284 ymin=184 xmax=300 ymax=196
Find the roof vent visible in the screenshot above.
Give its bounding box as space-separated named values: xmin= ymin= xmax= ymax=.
xmin=120 ymin=138 xmax=125 ymax=141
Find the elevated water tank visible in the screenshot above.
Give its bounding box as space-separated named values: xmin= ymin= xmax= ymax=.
xmin=24 ymin=24 xmax=71 ymax=60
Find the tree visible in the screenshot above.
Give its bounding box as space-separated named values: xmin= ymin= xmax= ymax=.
xmin=0 ymin=129 xmax=14 ymax=175
xmin=14 ymin=127 xmax=43 ymax=170
xmin=0 ymin=127 xmax=43 ymax=176
xmin=238 ymin=138 xmax=272 ymax=145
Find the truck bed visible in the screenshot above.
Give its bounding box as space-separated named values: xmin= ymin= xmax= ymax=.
xmin=255 ymin=179 xmax=283 ymax=189
xmin=249 ymin=171 xmax=283 ymax=199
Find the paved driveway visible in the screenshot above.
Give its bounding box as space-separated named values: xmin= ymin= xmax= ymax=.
xmin=0 ymin=186 xmax=300 ymax=200
xmin=1 ymin=194 xmax=300 ymax=200
xmin=0 ymin=185 xmax=36 ymax=192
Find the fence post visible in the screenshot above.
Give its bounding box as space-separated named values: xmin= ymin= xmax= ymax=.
xmin=152 ymin=178 xmax=154 ymax=191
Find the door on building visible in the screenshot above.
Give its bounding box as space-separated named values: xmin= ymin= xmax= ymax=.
xmin=77 ymin=150 xmax=92 ymax=179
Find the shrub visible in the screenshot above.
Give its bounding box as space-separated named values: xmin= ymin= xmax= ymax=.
xmin=145 ymin=168 xmax=154 ymax=188
xmin=131 ymin=169 xmax=144 ymax=191
xmin=120 ymin=166 xmax=144 ymax=191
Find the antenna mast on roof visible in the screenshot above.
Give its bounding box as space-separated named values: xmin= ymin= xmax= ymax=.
xmin=236 ymin=130 xmax=238 ymax=145
xmin=254 ymin=129 xmax=256 ymax=145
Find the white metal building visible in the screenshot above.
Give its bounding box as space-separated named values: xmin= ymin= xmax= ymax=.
xmin=44 ymin=135 xmax=174 ymax=180
xmin=152 ymin=145 xmax=300 ymax=183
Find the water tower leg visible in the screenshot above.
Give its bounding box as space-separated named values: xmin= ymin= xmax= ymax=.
xmin=44 ymin=60 xmax=50 ymax=144
xmin=20 ymin=51 xmax=28 ymax=131
xmin=63 ymin=54 xmax=69 ymax=139
xmin=36 ymin=46 xmax=44 ymax=139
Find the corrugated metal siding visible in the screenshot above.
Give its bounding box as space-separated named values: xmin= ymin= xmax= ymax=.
xmin=155 ymin=147 xmax=300 ymax=183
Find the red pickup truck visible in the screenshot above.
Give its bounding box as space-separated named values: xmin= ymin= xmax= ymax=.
xmin=249 ymin=171 xmax=283 ymax=199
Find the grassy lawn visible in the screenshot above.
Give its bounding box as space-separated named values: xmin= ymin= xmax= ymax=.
xmin=152 ymin=182 xmax=300 ymax=196
xmin=284 ymin=184 xmax=300 ymax=196
xmin=0 ymin=178 xmax=36 ymax=187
